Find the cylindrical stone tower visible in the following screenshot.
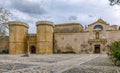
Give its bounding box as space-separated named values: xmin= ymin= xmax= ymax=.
xmin=8 ymin=21 xmax=29 ymax=54
xmin=36 ymin=21 xmax=54 ymax=54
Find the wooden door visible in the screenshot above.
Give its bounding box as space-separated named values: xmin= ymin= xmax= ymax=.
xmin=94 ymin=45 xmax=100 ymax=53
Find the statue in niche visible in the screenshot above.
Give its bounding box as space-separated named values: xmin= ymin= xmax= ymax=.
xmin=95 ymin=32 xmax=99 ymax=39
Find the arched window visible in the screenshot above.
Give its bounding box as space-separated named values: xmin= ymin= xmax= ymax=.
xmin=94 ymin=25 xmax=103 ymax=30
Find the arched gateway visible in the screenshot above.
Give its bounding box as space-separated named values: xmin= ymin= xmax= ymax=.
xmin=30 ymin=45 xmax=36 ymax=54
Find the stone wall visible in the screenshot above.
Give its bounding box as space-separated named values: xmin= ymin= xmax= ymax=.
xmin=0 ymin=36 xmax=9 ymax=50
xmin=54 ymin=23 xmax=83 ymax=33
xmin=28 ymin=34 xmax=36 ymax=47
xmin=106 ymin=30 xmax=120 ymax=44
xmin=54 ymin=32 xmax=89 ymax=54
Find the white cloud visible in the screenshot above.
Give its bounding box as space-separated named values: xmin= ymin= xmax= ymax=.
xmin=10 ymin=9 xmax=37 ymax=33
xmin=0 ymin=0 xmax=120 ymax=33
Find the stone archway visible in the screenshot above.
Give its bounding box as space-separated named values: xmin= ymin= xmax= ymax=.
xmin=30 ymin=45 xmax=36 ymax=54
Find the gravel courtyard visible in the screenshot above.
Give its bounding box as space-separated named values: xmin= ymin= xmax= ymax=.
xmin=0 ymin=54 xmax=119 ymax=73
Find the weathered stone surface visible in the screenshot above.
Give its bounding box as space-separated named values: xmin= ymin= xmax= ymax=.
xmin=54 ymin=19 xmax=120 ymax=54
xmin=8 ymin=21 xmax=29 ymax=54
xmin=0 ymin=36 xmax=9 ymax=50
xmin=36 ymin=21 xmax=54 ymax=54
xmin=116 ymin=61 xmax=120 ymax=66
xmin=0 ymin=54 xmax=120 ymax=73
xmin=54 ymin=23 xmax=83 ymax=33
xmin=63 ymin=55 xmax=119 ymax=73
xmin=1 ymin=19 xmax=120 ymax=54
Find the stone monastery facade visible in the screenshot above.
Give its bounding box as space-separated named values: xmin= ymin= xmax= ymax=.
xmin=1 ymin=18 xmax=120 ymax=54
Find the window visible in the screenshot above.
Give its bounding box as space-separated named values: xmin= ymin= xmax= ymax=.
xmin=94 ymin=25 xmax=103 ymax=30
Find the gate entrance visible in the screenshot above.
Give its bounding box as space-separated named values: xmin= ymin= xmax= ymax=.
xmin=30 ymin=46 xmax=36 ymax=54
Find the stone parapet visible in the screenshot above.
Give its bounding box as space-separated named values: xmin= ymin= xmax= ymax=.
xmin=8 ymin=21 xmax=29 ymax=28
xmin=54 ymin=23 xmax=84 ymax=33
xmin=36 ymin=21 xmax=54 ymax=27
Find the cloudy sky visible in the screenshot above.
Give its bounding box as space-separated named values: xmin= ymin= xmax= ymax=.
xmin=1 ymin=0 xmax=120 ymax=33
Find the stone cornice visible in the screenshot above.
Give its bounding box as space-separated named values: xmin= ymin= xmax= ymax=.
xmin=8 ymin=21 xmax=29 ymax=28
xmin=36 ymin=21 xmax=54 ymax=27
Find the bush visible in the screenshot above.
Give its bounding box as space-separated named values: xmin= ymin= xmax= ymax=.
xmin=112 ymin=50 xmax=120 ymax=60
xmin=110 ymin=41 xmax=120 ymax=60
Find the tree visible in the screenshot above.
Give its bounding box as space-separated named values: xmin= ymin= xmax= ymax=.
xmin=109 ymin=0 xmax=120 ymax=5
xmin=0 ymin=8 xmax=11 ymax=37
xmin=119 ymin=26 xmax=120 ymax=30
xmin=109 ymin=41 xmax=120 ymax=60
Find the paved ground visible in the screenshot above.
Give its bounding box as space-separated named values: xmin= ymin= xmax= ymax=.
xmin=63 ymin=55 xmax=120 ymax=73
xmin=0 ymin=54 xmax=119 ymax=73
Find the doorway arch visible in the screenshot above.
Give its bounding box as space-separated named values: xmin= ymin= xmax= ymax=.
xmin=30 ymin=45 xmax=36 ymax=54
